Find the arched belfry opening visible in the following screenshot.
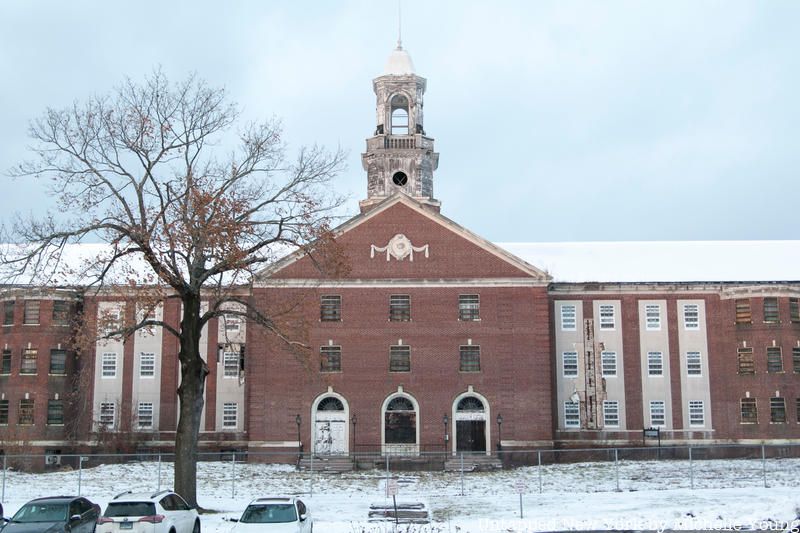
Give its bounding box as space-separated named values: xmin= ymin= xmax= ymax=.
xmin=390 ymin=94 xmax=410 ymax=135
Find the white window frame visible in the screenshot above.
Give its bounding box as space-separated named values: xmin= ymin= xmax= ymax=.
xmin=649 ymin=401 xmax=666 ymax=427
xmin=101 ymin=352 xmax=117 ymax=378
xmin=601 ymin=351 xmax=617 ymax=377
xmin=223 ymin=402 xmax=238 ymax=428
xmin=99 ymin=402 xmax=116 ymax=428
xmin=139 ymin=352 xmax=155 ymax=378
xmin=645 ymin=304 xmax=661 ymax=331
xmin=683 ymin=304 xmax=700 ymax=330
xmin=603 ymin=400 xmax=620 ymax=428
xmin=647 ymin=351 xmax=663 ymax=376
xmin=688 ymin=400 xmax=705 ymax=426
xmin=137 ymin=402 xmax=154 ymax=429
xmin=564 ymin=401 xmax=580 ymax=428
xmin=599 ymin=304 xmax=616 ymax=330
xmin=560 ymin=304 xmax=577 ymax=331
xmin=223 ymin=351 xmax=240 ymax=378
xmin=562 ymin=351 xmax=578 ymax=378
xmin=686 ymin=351 xmax=702 ymax=376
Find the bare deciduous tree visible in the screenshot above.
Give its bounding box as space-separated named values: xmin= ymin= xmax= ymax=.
xmin=1 ymin=70 xmax=347 ymax=507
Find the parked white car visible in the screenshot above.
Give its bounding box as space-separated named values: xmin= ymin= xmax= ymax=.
xmin=97 ymin=491 xmax=200 ymax=533
xmin=230 ymin=497 xmax=312 ymax=533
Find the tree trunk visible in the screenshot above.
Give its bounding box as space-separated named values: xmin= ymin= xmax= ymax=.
xmin=174 ymin=294 xmax=209 ymax=508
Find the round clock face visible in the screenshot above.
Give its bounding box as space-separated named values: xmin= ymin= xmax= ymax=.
xmin=392 ymin=171 xmax=408 ymax=186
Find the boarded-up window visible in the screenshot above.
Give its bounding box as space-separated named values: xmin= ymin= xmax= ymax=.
xmin=0 ymin=399 xmax=8 ymax=424
xmin=49 ymin=349 xmax=67 ymax=375
xmin=459 ymin=345 xmax=481 ymax=372
xmin=770 ymin=397 xmax=786 ymax=423
xmin=320 ymin=346 xmax=341 ymax=372
xmin=735 ymin=299 xmax=751 ymax=324
xmin=389 ymin=295 xmax=411 ymax=322
xmin=737 ymin=347 xmax=755 ymax=375
xmin=763 ymin=298 xmax=779 ymax=323
xmin=3 ymin=301 xmax=14 ymax=326
xmin=21 ymin=348 xmax=37 ymax=374
xmin=19 ymin=399 xmax=34 ymax=425
xmin=740 ymin=398 xmax=757 ymax=423
xmin=47 ymin=400 xmax=64 ymax=425
xmin=52 ymin=301 xmax=70 ymax=326
xmin=458 ymin=295 xmax=480 ymax=321
xmin=320 ymin=295 xmax=341 ymax=322
xmin=793 ymin=347 xmax=800 ymax=374
xmin=790 ymin=298 xmax=800 ymax=322
xmin=389 ymin=345 xmax=410 ymax=372
xmin=766 ymin=347 xmax=783 ymax=373
xmin=23 ymin=300 xmax=40 ymax=325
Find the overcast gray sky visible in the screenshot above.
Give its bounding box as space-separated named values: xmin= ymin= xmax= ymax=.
xmin=1 ymin=0 xmax=798 ymax=242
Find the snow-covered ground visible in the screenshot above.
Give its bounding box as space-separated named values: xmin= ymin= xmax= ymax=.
xmin=1 ymin=458 xmax=799 ymax=532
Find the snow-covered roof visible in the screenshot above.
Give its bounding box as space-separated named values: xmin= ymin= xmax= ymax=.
xmin=498 ymin=240 xmax=800 ymax=283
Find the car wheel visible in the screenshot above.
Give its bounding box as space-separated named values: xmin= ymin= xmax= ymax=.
xmin=192 ymin=520 xmax=200 ymax=533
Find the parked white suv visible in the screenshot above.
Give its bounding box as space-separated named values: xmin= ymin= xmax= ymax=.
xmin=97 ymin=490 xmax=200 ymax=533
xmin=230 ymin=497 xmax=312 ymax=532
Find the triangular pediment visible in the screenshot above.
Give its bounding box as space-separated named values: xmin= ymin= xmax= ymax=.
xmin=255 ymin=193 xmax=550 ymax=284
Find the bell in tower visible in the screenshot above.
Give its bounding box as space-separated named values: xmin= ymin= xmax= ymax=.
xmin=360 ymin=42 xmax=440 ymax=213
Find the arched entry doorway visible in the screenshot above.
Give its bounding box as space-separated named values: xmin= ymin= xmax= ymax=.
xmin=453 ymin=391 xmax=490 ymax=454
xmin=311 ymin=391 xmax=349 ymax=455
xmin=381 ymin=388 xmax=419 ymax=456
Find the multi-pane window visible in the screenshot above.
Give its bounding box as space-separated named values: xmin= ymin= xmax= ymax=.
xmin=603 ymin=400 xmax=619 ymax=427
xmin=1 ymin=349 xmax=10 ymax=374
xmin=793 ymin=347 xmax=800 ymax=374
xmin=0 ymin=399 xmax=8 ymax=424
xmin=686 ymin=352 xmax=702 ymax=376
xmin=790 ymin=298 xmax=800 ymax=323
xmin=740 ymin=398 xmax=757 ymax=423
xmin=737 ymin=347 xmax=755 ymax=375
xmin=562 ymin=351 xmax=578 ymax=377
xmin=223 ymin=402 xmax=238 ymax=428
xmin=139 ymin=353 xmax=155 ymax=377
xmin=649 ymin=401 xmax=666 ymax=427
xmin=23 ymin=300 xmax=40 ymax=325
xmin=647 ymin=351 xmax=663 ymax=376
xmin=459 ymin=345 xmax=481 ymax=372
xmin=601 ymin=351 xmax=617 ymax=377
xmin=770 ymin=397 xmax=786 ymax=423
xmin=52 ymin=301 xmax=70 ymax=326
xmin=763 ymin=298 xmax=779 ymax=323
xmin=99 ymin=402 xmax=116 ymax=428
xmin=389 ymin=295 xmax=411 ymax=322
xmin=21 ymin=348 xmax=38 ymax=374
xmin=683 ymin=304 xmax=700 ymax=330
xmin=19 ymin=399 xmax=34 ymax=425
xmin=645 ymin=305 xmax=661 ymax=330
xmin=137 ymin=402 xmax=154 ymax=429
xmin=102 ymin=353 xmax=117 ymax=378
xmin=796 ymin=398 xmax=800 ymax=424
xmin=47 ymin=400 xmax=64 ymax=425
xmin=389 ymin=345 xmax=410 ymax=372
xmin=560 ymin=304 xmax=577 ymax=331
xmin=735 ymin=299 xmax=751 ymax=324
xmin=320 ymin=295 xmax=342 ymax=322
xmin=3 ymin=300 xmax=14 ymax=326
xmin=599 ymin=305 xmax=615 ymax=330
xmin=767 ymin=347 xmax=783 ymax=373
xmin=688 ymin=401 xmax=705 ymax=426
xmin=458 ymin=294 xmax=480 ymax=321
xmin=564 ymin=402 xmax=580 ymax=428
xmin=223 ymin=351 xmax=240 ymax=377
xmin=49 ymin=349 xmax=67 ymax=375
xmin=320 ymin=345 xmax=342 ymax=372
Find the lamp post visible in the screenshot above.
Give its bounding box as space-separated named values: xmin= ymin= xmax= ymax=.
xmin=443 ymin=414 xmax=449 ymax=454
xmin=496 ymin=414 xmax=504 ymax=454
xmin=351 ymin=413 xmax=357 ymax=453
xmin=295 ymin=414 xmax=302 ymax=461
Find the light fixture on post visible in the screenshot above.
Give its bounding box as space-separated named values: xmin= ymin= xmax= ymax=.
xmin=351 ymin=413 xmax=358 ymax=455
xmin=496 ymin=413 xmax=504 ymax=454
xmin=295 ymin=414 xmax=302 ymax=461
xmin=443 ymin=414 xmax=449 ymax=453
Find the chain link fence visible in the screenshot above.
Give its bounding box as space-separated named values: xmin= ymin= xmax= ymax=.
xmin=2 ymin=443 xmax=799 ymax=503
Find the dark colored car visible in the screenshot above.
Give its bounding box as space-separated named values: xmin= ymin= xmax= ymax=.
xmin=0 ymin=496 xmax=100 ymax=533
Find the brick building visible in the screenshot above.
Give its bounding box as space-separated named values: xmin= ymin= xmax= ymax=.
xmin=1 ymin=44 xmax=798 ymax=463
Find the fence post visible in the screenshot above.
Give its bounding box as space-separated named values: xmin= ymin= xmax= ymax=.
xmin=537 ymin=451 xmax=542 ymax=494
xmin=614 ymin=448 xmax=620 ymax=492
xmin=459 ymin=453 xmax=465 ymax=496
xmin=309 ymin=452 xmax=314 ymax=497
xmin=385 ymin=454 xmax=390 ymax=497
xmin=157 ymin=454 xmax=162 ymax=492
xmin=78 ymin=456 xmax=82 ymax=496
xmin=689 ymin=446 xmax=694 ymax=490
xmin=231 ymin=452 xmax=236 ymax=499
xmin=761 ymin=444 xmax=767 ymax=488
xmin=2 ymin=454 xmax=6 ymax=503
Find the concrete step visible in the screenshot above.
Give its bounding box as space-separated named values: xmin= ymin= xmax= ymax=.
xmin=297 ymin=455 xmax=354 ymax=473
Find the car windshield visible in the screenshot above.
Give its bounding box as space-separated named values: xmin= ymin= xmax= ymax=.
xmin=240 ymin=503 xmax=297 ymax=524
xmin=11 ymin=503 xmax=68 ymax=523
xmin=104 ymin=502 xmax=156 ymax=517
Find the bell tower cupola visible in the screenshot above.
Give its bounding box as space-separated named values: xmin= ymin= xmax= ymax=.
xmin=360 ymin=43 xmax=440 ymax=212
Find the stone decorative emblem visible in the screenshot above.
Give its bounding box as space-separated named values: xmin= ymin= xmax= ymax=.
xmin=371 ymin=234 xmax=429 ymax=261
